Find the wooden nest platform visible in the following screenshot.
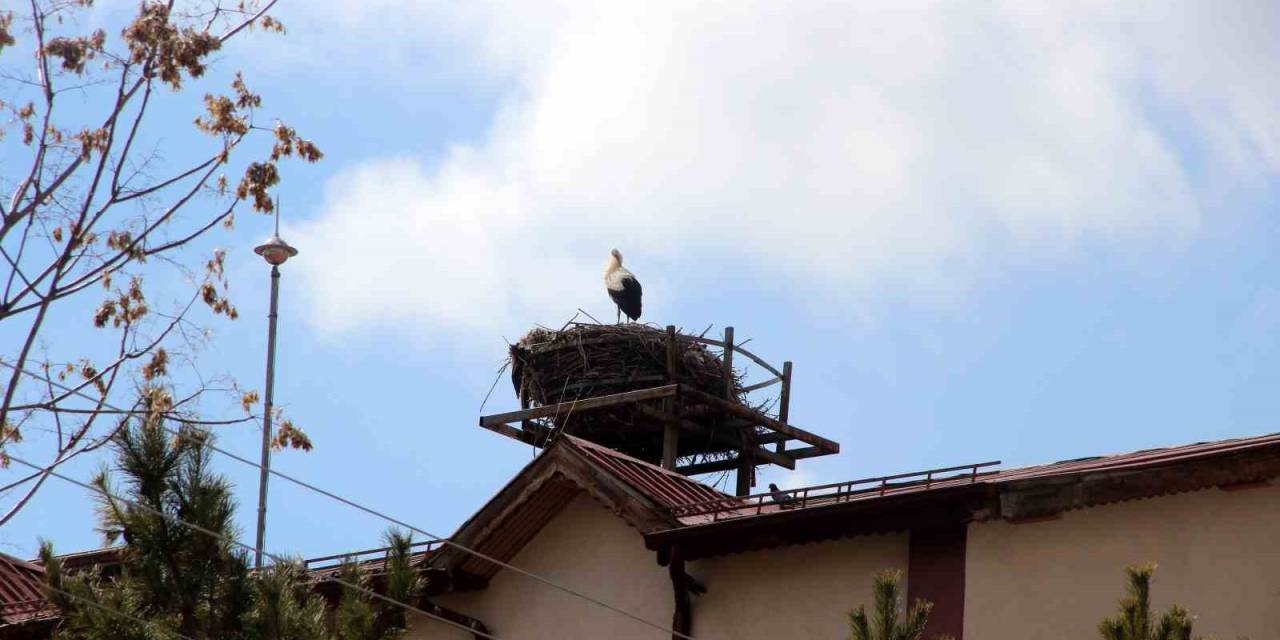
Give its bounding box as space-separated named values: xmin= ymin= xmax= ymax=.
xmin=482 ymin=323 xmax=841 ymax=493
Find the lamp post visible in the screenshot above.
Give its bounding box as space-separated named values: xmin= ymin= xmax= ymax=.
xmin=252 ymin=218 xmax=297 ymax=569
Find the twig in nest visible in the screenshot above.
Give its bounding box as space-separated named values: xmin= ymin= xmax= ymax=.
xmin=479 ymin=361 xmax=511 ymax=415
xmin=576 ymin=308 xmax=603 ymax=325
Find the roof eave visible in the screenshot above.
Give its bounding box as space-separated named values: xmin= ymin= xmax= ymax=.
xmin=646 ymin=440 xmax=1280 ymax=560
xmin=645 ymin=484 xmax=989 ymax=560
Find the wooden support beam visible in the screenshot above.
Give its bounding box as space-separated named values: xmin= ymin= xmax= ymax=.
xmin=636 ymin=406 xmax=795 ymax=470
xmin=479 ymin=384 xmax=678 ymax=427
xmin=682 ymin=335 xmax=784 ymax=378
xmin=785 ymin=446 xmax=827 ymax=461
xmin=661 ymin=325 xmax=680 ymax=470
xmin=676 ymin=446 xmax=834 ymax=475
xmin=776 ymin=361 xmax=792 ymax=454
xmin=480 ymin=421 xmax=543 ymax=447
xmin=740 ymin=376 xmax=782 ymax=393
xmin=677 ymin=453 xmax=785 ymax=476
xmin=722 ymin=326 xmax=735 ymax=400
xmin=754 ymin=432 xmax=790 ymax=445
xmin=677 ymin=457 xmax=743 ymax=476
xmin=725 ymin=327 xmax=754 ymax=497
xmin=736 ymin=431 xmax=754 ymax=496
xmin=680 ymin=386 xmax=840 ymax=454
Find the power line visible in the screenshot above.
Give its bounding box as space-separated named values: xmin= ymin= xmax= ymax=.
xmin=1 ymin=361 xmax=695 ymax=639
xmin=7 ymin=453 xmax=501 ymax=640
xmin=41 ymin=581 xmax=200 ymax=640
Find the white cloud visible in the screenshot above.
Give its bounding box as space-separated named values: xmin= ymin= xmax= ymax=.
xmin=287 ymin=1 xmax=1279 ymax=339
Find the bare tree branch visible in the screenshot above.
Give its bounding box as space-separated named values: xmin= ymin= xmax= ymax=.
xmin=0 ymin=0 xmax=321 ymax=520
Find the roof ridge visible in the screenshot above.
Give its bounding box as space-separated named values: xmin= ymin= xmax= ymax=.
xmin=995 ymin=431 xmax=1280 ymax=475
xmin=0 ymin=550 xmax=45 ymax=574
xmin=559 ymin=435 xmax=735 ymax=507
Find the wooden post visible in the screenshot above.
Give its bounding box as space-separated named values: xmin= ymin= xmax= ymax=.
xmin=722 ymin=326 xmax=734 ymax=399
xmin=775 ymin=361 xmax=792 ymax=454
xmin=724 ymin=327 xmax=751 ymax=496
xmin=661 ymin=325 xmax=680 ymax=470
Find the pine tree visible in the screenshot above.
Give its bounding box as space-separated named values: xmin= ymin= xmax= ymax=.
xmin=330 ymin=530 xmax=422 ymax=640
xmin=848 ymin=569 xmax=950 ymax=640
xmin=43 ymin=420 xmax=257 ymax=639
xmin=40 ymin=418 xmax=418 ymax=640
xmin=1098 ymin=564 xmax=1197 ymax=640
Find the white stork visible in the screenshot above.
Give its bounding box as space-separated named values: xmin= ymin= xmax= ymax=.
xmin=604 ymin=248 xmax=642 ymax=323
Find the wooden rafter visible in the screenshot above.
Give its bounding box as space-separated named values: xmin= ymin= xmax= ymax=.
xmin=477 ymin=383 xmax=836 ymax=477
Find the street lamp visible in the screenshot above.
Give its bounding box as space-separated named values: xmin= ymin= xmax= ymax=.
xmin=252 ymin=212 xmax=297 ymax=569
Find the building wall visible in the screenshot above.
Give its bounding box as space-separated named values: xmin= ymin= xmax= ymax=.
xmin=406 ymin=493 xmax=673 ymax=640
xmin=406 ymin=494 xmax=910 ymax=640
xmin=965 ymin=482 xmax=1280 ymax=640
xmin=689 ymin=531 xmax=910 ymax=640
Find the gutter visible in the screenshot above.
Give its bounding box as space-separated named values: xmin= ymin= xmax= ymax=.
xmin=646 ymin=484 xmax=988 ymax=561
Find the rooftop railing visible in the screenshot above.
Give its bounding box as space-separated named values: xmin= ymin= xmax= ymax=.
xmin=304 ymin=539 xmax=445 ymax=572
xmin=670 ymin=460 xmax=1002 ymax=522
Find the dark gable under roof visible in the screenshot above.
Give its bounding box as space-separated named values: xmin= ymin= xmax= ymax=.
xmin=427 ymin=435 xmax=737 ymax=583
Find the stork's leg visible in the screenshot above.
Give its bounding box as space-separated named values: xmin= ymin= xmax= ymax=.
xmin=616 ymin=306 xmax=621 ymax=324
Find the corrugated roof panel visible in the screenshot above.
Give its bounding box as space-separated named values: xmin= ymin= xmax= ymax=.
xmin=563 ymin=436 xmax=732 ymax=508
xmin=667 ymin=432 xmax=1280 ymax=525
xmin=0 ymin=552 xmax=52 ymax=625
xmin=992 ymin=433 xmax=1280 ymax=482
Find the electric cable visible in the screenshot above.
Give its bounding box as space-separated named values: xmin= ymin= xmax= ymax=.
xmin=1 ymin=361 xmax=695 ymax=639
xmin=38 ymin=581 xmax=200 ymax=640
xmin=7 ymin=453 xmax=502 ymax=640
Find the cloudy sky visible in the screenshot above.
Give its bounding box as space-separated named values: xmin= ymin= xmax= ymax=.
xmin=3 ymin=1 xmax=1279 ymax=561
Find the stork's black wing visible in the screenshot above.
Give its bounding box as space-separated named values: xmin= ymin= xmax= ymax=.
xmin=609 ymin=275 xmax=642 ymax=321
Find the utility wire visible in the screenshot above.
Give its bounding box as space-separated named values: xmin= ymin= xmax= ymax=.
xmin=6 ymin=454 xmax=501 ymax=640
xmin=0 ymin=361 xmax=695 ymax=639
xmin=41 ymin=581 xmax=200 ymax=640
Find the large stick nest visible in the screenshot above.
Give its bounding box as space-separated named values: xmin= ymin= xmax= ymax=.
xmin=509 ymin=323 xmax=750 ymax=461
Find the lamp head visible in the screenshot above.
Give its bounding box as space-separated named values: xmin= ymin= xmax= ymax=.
xmin=254 ymin=234 xmax=298 ymax=266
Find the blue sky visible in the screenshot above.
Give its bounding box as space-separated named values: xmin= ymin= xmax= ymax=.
xmin=2 ymin=2 xmax=1279 ymax=562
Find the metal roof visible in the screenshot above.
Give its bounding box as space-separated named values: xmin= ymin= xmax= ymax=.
xmin=665 ymin=432 xmax=1280 ymax=525
xmin=0 ymin=552 xmax=52 ymax=627
xmin=561 ymin=435 xmax=732 ymax=509
xmin=19 ymin=431 xmax=1278 ymax=606
xmin=991 ymin=432 xmax=1280 ymax=482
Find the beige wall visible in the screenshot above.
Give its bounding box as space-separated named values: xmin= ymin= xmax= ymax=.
xmin=407 ymin=493 xmax=673 ymax=639
xmin=410 ymin=478 xmax=1280 ymax=639
xmin=407 ymin=494 xmax=909 ymax=640
xmin=966 ymin=482 xmax=1280 ymax=640
xmin=689 ymin=532 xmax=910 ymax=640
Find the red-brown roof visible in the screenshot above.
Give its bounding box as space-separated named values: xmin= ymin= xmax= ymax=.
xmin=428 ymin=434 xmax=735 ymax=582
xmin=0 ymin=552 xmax=53 ymax=628
xmin=561 ymin=435 xmax=732 ymax=508
xmin=41 ymin=547 xmax=123 ymax=573
xmin=21 ymin=432 xmax=1280 ymax=603
xmin=993 ymin=432 xmax=1280 ymax=482
xmin=665 ymin=432 xmax=1280 ymax=525
xmin=649 ymin=432 xmax=1280 ymax=559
